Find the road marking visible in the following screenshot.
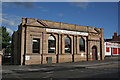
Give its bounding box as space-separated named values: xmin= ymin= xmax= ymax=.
xmin=42 ymin=74 xmax=53 ymax=78
xmin=69 ymin=70 xmax=75 ymax=71
xmin=46 ymin=71 xmax=54 ymax=73
xmin=80 ymin=71 xmax=84 ymax=72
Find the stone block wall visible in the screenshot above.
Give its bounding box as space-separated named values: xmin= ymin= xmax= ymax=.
xmin=12 ymin=18 xmax=104 ymax=65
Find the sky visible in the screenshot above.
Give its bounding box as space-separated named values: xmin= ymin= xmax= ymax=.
xmin=1 ymin=2 xmax=119 ymax=39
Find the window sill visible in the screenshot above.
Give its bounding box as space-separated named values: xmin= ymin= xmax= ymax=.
xmin=32 ymin=53 xmax=40 ymax=54
xmin=65 ymin=53 xmax=72 ymax=54
xmin=80 ymin=51 xmax=85 ymax=52
xmin=48 ymin=53 xmax=56 ymax=54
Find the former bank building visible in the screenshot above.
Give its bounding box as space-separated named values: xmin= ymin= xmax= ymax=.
xmin=12 ymin=18 xmax=105 ymax=65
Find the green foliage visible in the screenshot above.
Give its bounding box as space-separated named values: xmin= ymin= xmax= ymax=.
xmin=1 ymin=26 xmax=12 ymax=49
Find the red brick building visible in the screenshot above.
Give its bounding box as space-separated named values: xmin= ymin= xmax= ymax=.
xmin=105 ymin=33 xmax=120 ymax=43
xmin=104 ymin=33 xmax=120 ymax=57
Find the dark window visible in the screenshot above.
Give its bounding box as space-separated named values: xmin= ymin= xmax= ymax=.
xmin=65 ymin=37 xmax=71 ymax=53
xmin=32 ymin=38 xmax=40 ymax=53
xmin=48 ymin=36 xmax=56 ymax=53
xmin=79 ymin=38 xmax=85 ymax=52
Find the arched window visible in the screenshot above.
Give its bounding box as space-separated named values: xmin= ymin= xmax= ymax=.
xmin=48 ymin=35 xmax=56 ymax=53
xmin=65 ymin=36 xmax=71 ymax=53
xmin=79 ymin=38 xmax=85 ymax=52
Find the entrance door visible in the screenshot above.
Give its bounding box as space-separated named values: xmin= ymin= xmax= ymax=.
xmin=92 ymin=46 xmax=97 ymax=60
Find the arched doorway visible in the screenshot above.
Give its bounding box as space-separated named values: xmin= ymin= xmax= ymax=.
xmin=92 ymin=46 xmax=98 ymax=60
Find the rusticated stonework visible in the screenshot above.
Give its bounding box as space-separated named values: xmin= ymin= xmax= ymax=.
xmin=12 ymin=18 xmax=104 ymax=65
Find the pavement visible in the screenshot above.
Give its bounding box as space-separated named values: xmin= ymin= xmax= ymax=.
xmin=2 ymin=56 xmax=120 ymax=74
xmin=0 ymin=56 xmax=119 ymax=79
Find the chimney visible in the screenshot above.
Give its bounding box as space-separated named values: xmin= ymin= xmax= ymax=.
xmin=114 ymin=33 xmax=117 ymax=37
xmin=112 ymin=33 xmax=117 ymax=39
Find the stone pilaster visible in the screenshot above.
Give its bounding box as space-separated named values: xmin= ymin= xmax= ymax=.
xmin=58 ymin=34 xmax=62 ymax=54
xmin=76 ymin=36 xmax=79 ymax=54
xmin=61 ymin=34 xmax=65 ymax=54
xmin=101 ymin=29 xmax=105 ymax=60
xmin=21 ymin=26 xmax=25 ymax=65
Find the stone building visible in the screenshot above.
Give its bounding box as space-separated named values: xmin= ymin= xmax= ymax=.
xmin=12 ymin=18 xmax=104 ymax=65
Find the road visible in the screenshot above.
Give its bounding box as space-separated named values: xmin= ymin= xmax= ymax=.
xmin=1 ymin=57 xmax=120 ymax=79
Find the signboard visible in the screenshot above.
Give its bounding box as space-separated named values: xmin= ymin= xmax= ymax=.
xmin=81 ymin=53 xmax=84 ymax=57
xmin=26 ymin=56 xmax=30 ymax=60
xmin=90 ymin=52 xmax=92 ymax=56
xmin=106 ymin=42 xmax=120 ymax=48
xmin=46 ymin=28 xmax=88 ymax=36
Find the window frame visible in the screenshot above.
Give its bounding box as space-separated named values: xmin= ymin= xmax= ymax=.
xmin=79 ymin=38 xmax=85 ymax=52
xmin=32 ymin=38 xmax=40 ymax=54
xmin=48 ymin=35 xmax=56 ymax=53
xmin=65 ymin=36 xmax=71 ymax=54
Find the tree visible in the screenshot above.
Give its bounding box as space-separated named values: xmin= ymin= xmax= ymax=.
xmin=0 ymin=26 xmax=12 ymax=53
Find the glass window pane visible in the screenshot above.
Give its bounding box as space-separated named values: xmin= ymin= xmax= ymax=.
xmin=79 ymin=38 xmax=85 ymax=52
xmin=48 ymin=36 xmax=56 ymax=53
xmin=65 ymin=37 xmax=71 ymax=53
xmin=32 ymin=38 xmax=40 ymax=53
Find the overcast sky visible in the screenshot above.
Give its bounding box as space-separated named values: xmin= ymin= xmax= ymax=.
xmin=1 ymin=2 xmax=118 ymax=39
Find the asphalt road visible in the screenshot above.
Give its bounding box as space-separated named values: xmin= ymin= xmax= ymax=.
xmin=1 ymin=57 xmax=120 ymax=79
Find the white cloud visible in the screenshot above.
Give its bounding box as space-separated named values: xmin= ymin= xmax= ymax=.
xmin=37 ymin=6 xmax=48 ymax=12
xmin=38 ymin=6 xmax=43 ymax=9
xmin=1 ymin=18 xmax=16 ymax=27
xmin=70 ymin=2 xmax=89 ymax=9
xmin=41 ymin=9 xmax=48 ymax=12
xmin=2 ymin=2 xmax=34 ymax=9
xmin=6 ymin=28 xmax=13 ymax=34
xmin=2 ymin=0 xmax=120 ymax=2
xmin=0 ymin=13 xmax=8 ymax=16
xmin=3 ymin=0 xmax=35 ymax=2
xmin=57 ymin=13 xmax=63 ymax=17
xmin=1 ymin=13 xmax=21 ymax=27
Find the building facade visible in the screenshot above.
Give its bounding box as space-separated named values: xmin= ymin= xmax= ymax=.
xmin=104 ymin=42 xmax=120 ymax=57
xmin=105 ymin=33 xmax=120 ymax=43
xmin=104 ymin=33 xmax=120 ymax=57
xmin=12 ymin=18 xmax=105 ymax=65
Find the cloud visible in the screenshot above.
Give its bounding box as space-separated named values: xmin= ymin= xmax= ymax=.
xmin=41 ymin=9 xmax=48 ymax=12
xmin=2 ymin=0 xmax=120 ymax=2
xmin=0 ymin=13 xmax=7 ymax=16
xmin=57 ymin=13 xmax=63 ymax=17
xmin=0 ymin=18 xmax=15 ymax=27
xmin=38 ymin=6 xmax=48 ymax=12
xmin=70 ymin=2 xmax=89 ymax=9
xmin=6 ymin=28 xmax=13 ymax=35
xmin=1 ymin=13 xmax=21 ymax=27
xmin=2 ymin=2 xmax=35 ymax=9
xmin=3 ymin=0 xmax=34 ymax=2
xmin=13 ymin=2 xmax=34 ymax=9
xmin=38 ymin=6 xmax=43 ymax=9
